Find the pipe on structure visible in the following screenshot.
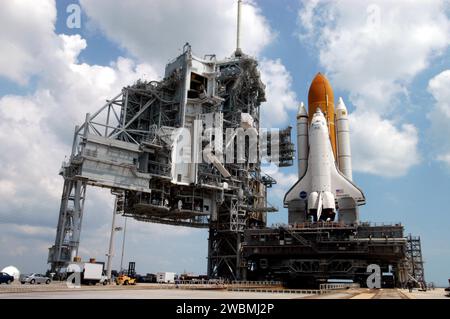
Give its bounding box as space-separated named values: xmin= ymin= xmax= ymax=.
xmin=237 ymin=0 xmax=242 ymax=50
xmin=235 ymin=0 xmax=243 ymax=56
xmin=106 ymin=195 xmax=119 ymax=281
xmin=297 ymin=102 xmax=308 ymax=178
xmin=119 ymin=217 xmax=128 ymax=273
xmin=336 ymin=97 xmax=352 ymax=180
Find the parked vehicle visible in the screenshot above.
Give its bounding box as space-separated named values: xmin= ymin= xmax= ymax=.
xmin=1 ymin=266 xmax=20 ymax=281
xmin=67 ymin=262 xmax=108 ymax=285
xmin=21 ymin=273 xmax=51 ymax=285
xmin=156 ymin=272 xmax=175 ymax=283
xmin=0 ymin=272 xmax=14 ymax=284
xmin=136 ymin=273 xmax=156 ymax=283
xmin=116 ymin=274 xmax=136 ymax=285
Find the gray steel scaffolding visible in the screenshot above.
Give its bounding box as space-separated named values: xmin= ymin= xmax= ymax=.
xmin=405 ymin=234 xmax=426 ymax=288
xmin=48 ymin=44 xmax=294 ymax=277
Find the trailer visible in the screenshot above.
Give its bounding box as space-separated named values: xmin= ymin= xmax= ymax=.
xmin=67 ymin=262 xmax=107 ymax=285
xmin=156 ymin=272 xmax=175 ymax=283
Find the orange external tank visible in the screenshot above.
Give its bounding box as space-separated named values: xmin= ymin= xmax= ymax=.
xmin=308 ymin=72 xmax=337 ymax=159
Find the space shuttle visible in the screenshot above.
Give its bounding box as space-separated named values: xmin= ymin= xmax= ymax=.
xmin=284 ymin=73 xmax=365 ymax=224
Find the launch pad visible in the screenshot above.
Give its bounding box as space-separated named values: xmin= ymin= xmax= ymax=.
xmin=46 ymin=2 xmax=425 ymax=289
xmin=242 ymin=222 xmax=411 ymax=288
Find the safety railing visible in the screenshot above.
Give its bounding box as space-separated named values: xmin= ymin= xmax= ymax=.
xmin=228 ymin=287 xmax=321 ymax=294
xmin=230 ymin=280 xmax=282 ymax=286
xmin=319 ymin=283 xmax=360 ymax=291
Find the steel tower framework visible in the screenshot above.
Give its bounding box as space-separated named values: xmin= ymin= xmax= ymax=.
xmin=405 ymin=234 xmax=426 ymax=287
xmin=48 ymin=45 xmax=294 ymax=278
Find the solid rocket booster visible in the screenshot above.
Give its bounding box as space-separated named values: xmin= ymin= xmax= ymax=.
xmin=336 ymin=97 xmax=352 ymax=180
xmin=297 ymin=102 xmax=308 ymax=178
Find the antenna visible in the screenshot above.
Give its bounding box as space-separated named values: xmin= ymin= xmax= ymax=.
xmin=235 ymin=0 xmax=243 ymax=56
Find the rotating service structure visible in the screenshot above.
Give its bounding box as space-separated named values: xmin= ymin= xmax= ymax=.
xmin=47 ymin=44 xmax=294 ymax=280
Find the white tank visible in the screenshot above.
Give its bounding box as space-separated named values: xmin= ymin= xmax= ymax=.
xmin=1 ymin=266 xmax=20 ymax=280
xmin=336 ymin=97 xmax=352 ymax=180
xmin=297 ymin=102 xmax=309 ymax=178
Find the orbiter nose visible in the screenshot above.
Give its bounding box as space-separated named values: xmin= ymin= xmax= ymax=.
xmin=313 ymin=108 xmax=324 ymax=118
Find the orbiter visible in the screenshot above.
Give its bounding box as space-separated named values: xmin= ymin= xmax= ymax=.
xmin=284 ymin=73 xmax=365 ymax=224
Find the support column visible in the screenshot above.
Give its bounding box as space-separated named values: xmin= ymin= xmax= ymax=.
xmin=48 ymin=179 xmax=86 ymax=273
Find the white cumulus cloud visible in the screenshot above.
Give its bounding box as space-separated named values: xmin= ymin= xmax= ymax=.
xmin=0 ymin=32 xmax=157 ymax=227
xmin=427 ymin=69 xmax=450 ymax=166
xmin=0 ymin=0 xmax=57 ymax=84
xmin=349 ymin=111 xmax=420 ymax=177
xmin=268 ymin=170 xmax=298 ymax=202
xmin=259 ymin=58 xmax=298 ymax=128
xmin=80 ymin=0 xmax=275 ymax=70
xmin=437 ymin=153 xmax=450 ymax=166
xmin=298 ymin=0 xmax=450 ymax=111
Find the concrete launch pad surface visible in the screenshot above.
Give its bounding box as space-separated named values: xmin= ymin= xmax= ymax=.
xmin=0 ymin=285 xmax=311 ymax=299
xmin=0 ymin=283 xmax=448 ymax=299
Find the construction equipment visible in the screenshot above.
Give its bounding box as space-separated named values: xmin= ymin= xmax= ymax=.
xmin=115 ymin=274 xmax=136 ymax=285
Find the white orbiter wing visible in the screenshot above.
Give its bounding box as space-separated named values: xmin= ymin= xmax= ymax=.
xmin=284 ymin=163 xmax=365 ymax=205
xmin=284 ymin=118 xmax=366 ymax=208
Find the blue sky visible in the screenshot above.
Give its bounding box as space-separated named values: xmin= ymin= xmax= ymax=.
xmin=0 ymin=0 xmax=449 ymax=286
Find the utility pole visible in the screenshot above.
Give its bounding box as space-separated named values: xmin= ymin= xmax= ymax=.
xmin=119 ymin=217 xmax=128 ymax=273
xmin=106 ymin=192 xmax=123 ymax=283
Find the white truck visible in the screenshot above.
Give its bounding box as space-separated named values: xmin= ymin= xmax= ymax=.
xmin=156 ymin=272 xmax=175 ymax=283
xmin=67 ymin=262 xmax=108 ymax=285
